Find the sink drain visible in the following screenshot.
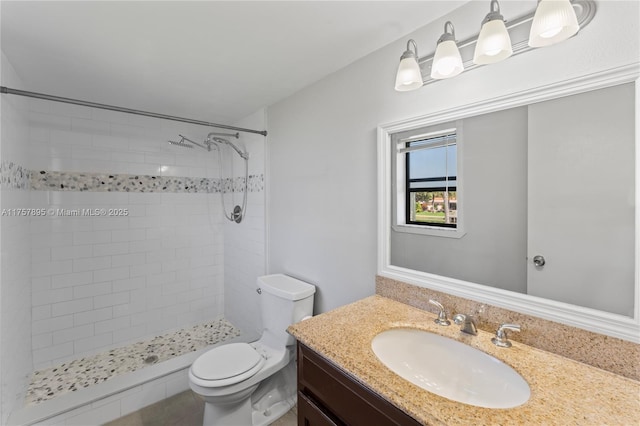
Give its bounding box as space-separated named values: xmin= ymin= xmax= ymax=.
xmin=144 ymin=355 xmax=159 ymax=365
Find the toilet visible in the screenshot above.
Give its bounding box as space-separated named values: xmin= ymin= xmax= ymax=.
xmin=189 ymin=274 xmax=315 ymax=426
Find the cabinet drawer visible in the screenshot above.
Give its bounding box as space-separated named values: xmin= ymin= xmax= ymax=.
xmin=298 ymin=391 xmax=341 ymax=426
xmin=297 ymin=343 xmax=422 ymax=426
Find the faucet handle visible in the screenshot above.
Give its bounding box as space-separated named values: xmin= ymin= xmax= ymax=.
xmin=428 ymin=300 xmax=451 ymax=326
xmin=491 ymin=323 xmax=521 ymax=348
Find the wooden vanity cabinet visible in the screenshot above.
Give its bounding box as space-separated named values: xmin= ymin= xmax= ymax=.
xmin=297 ymin=342 xmax=422 ymax=426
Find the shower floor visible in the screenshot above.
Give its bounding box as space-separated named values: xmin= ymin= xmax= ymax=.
xmin=26 ymin=318 xmax=240 ymax=405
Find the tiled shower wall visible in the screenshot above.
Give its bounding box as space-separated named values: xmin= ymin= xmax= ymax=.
xmin=0 ymin=52 xmax=33 ymax=425
xmin=25 ymin=100 xmax=232 ymax=370
xmin=223 ymin=110 xmax=266 ymax=338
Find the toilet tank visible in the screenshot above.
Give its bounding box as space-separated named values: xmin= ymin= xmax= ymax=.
xmin=258 ymin=274 xmax=315 ymax=347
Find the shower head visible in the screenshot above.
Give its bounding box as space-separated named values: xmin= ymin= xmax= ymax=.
xmin=207 ymin=133 xmax=249 ymax=160
xmin=169 ymin=134 xmax=209 ymax=150
xmin=168 ymin=138 xmax=194 ymax=149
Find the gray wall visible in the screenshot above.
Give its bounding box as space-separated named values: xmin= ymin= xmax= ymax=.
xmin=266 ymin=1 xmax=639 ymax=315
xmin=390 ymin=107 xmax=528 ymax=293
xmin=527 ymin=83 xmax=635 ymax=316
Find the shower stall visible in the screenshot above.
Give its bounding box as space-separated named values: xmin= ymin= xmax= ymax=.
xmin=0 ymin=54 xmax=267 ymax=424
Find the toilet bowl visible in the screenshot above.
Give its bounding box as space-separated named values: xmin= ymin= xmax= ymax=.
xmin=189 ymin=274 xmax=315 ymax=426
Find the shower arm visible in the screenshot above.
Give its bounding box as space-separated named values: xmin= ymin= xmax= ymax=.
xmin=179 ymin=134 xmax=210 ymax=151
xmin=207 ymin=133 xmax=249 ymax=160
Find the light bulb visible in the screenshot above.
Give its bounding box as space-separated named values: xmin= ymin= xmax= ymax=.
xmin=473 ymin=1 xmax=513 ymax=65
xmin=529 ymin=0 xmax=580 ymax=48
xmin=394 ymin=40 xmax=423 ymax=91
xmin=431 ymin=22 xmax=464 ymax=80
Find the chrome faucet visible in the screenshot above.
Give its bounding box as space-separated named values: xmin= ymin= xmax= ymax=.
xmin=428 ymin=300 xmax=450 ymax=326
xmin=453 ymin=313 xmax=477 ymax=335
xmin=491 ymin=323 xmax=521 ymax=348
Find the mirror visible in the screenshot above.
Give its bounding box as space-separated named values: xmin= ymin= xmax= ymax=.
xmin=377 ymin=65 xmax=639 ymax=342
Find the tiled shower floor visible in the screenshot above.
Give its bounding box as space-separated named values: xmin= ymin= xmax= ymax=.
xmin=26 ymin=318 xmax=240 ymax=405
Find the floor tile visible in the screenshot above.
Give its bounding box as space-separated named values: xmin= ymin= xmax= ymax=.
xmin=104 ymin=390 xmax=296 ymax=426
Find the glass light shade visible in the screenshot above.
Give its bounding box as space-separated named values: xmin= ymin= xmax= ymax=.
xmin=395 ymin=57 xmax=423 ymax=91
xmin=473 ymin=19 xmax=513 ymax=64
xmin=430 ymin=40 xmax=464 ymax=79
xmin=528 ymin=0 xmax=580 ymax=47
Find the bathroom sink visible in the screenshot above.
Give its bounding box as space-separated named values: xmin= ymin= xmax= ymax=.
xmin=371 ymin=328 xmax=530 ymax=409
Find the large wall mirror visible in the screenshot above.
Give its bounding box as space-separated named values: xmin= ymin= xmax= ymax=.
xmin=377 ymin=65 xmax=639 ymax=342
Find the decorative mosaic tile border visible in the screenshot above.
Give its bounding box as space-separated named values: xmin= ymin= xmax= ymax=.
xmin=26 ymin=318 xmax=241 ymax=405
xmin=0 ymin=160 xmax=32 ymax=190
xmin=1 ymin=158 xmax=264 ymax=194
xmin=30 ymin=170 xmax=264 ymax=193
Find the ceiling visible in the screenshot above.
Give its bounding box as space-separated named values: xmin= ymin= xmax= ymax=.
xmin=1 ymin=1 xmax=466 ymax=125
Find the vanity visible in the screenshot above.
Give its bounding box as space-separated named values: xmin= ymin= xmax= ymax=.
xmin=288 ymin=295 xmax=640 ymax=425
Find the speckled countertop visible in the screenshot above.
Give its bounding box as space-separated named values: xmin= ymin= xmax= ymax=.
xmin=288 ymin=296 xmax=640 ymax=426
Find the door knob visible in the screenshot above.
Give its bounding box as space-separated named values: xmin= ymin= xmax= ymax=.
xmin=532 ymin=255 xmax=545 ymax=267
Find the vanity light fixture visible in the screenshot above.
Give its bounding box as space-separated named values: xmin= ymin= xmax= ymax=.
xmin=528 ymin=0 xmax=580 ymax=47
xmin=393 ymin=0 xmax=595 ymax=91
xmin=394 ymin=39 xmax=423 ymax=91
xmin=431 ymin=21 xmax=464 ymax=80
xmin=473 ymin=0 xmax=512 ymax=65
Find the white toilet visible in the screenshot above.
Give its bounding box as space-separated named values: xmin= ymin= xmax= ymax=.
xmin=189 ymin=274 xmax=315 ymax=426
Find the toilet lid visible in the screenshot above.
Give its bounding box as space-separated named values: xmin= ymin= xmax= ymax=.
xmin=191 ymin=343 xmax=263 ymax=381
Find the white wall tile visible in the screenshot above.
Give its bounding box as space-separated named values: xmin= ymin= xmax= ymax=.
xmin=73 ymin=230 xmax=111 ymax=245
xmin=65 ymin=400 xmax=121 ymax=425
xmin=130 ymin=262 xmax=162 ymax=277
xmin=32 ymin=333 xmax=53 ymax=350
xmin=119 ymin=382 xmax=167 ymax=417
xmin=52 ymin=324 xmax=94 ymax=345
xmin=94 ymin=291 xmax=130 ymax=309
xmin=73 ymin=306 xmax=113 ymax=327
xmin=92 ymin=242 xmax=128 ymax=256
xmin=32 ymin=315 xmax=74 ymax=335
xmin=31 ymin=260 xmax=73 ymax=277
xmin=0 ymin=68 xmax=33 ymax=420
xmin=32 ymin=305 xmax=52 ymax=321
xmin=26 ymin=101 xmax=230 ymax=369
xmin=71 ymin=117 xmax=110 ymax=134
xmin=33 ymin=342 xmax=74 ymax=365
xmin=224 ymin=110 xmax=266 ymax=335
xmin=111 ymin=228 xmax=146 ymax=242
xmin=73 ymin=333 xmax=113 ymax=354
xmin=72 ymin=256 xmax=111 ymax=272
xmin=165 ymin=370 xmax=190 ymax=397
xmin=112 ymin=277 xmax=145 ymax=293
xmin=51 ymin=297 xmax=93 ymax=317
xmin=94 ymin=316 xmax=130 ymax=335
xmin=51 ymin=271 xmax=93 ymax=289
xmin=73 ymin=282 xmax=112 ymax=299
xmin=51 ymin=245 xmax=93 ymax=261
xmin=93 ymin=266 xmax=129 ymax=283
xmin=32 ymin=288 xmax=73 ymax=306
xmin=31 ymin=247 xmax=51 ymax=263
xmin=112 ymin=324 xmax=147 ymax=345
xmin=29 ymin=112 xmax=72 ymax=131
xmin=111 ymin=252 xmax=145 ymax=268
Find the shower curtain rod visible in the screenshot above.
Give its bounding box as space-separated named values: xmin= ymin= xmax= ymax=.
xmin=0 ymin=86 xmax=268 ymax=137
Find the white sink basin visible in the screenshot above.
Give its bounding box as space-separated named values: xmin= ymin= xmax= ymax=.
xmin=371 ymin=328 xmax=530 ymax=409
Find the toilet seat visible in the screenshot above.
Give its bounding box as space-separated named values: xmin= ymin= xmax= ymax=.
xmin=191 ymin=343 xmax=266 ymax=387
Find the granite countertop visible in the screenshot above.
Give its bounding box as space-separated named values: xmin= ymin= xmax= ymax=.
xmin=287 ymin=295 xmax=640 ymax=426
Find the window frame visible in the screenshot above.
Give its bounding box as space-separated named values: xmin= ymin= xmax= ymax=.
xmin=390 ymin=122 xmax=465 ymax=239
xmin=403 ymin=132 xmax=458 ymax=228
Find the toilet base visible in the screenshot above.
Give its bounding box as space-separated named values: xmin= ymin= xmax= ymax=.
xmin=199 ymin=360 xmax=297 ymax=426
xmin=202 ymin=384 xmax=258 ymax=425
xmin=202 ymin=395 xmax=295 ymax=426
xmin=252 ymin=396 xmax=296 ymax=426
